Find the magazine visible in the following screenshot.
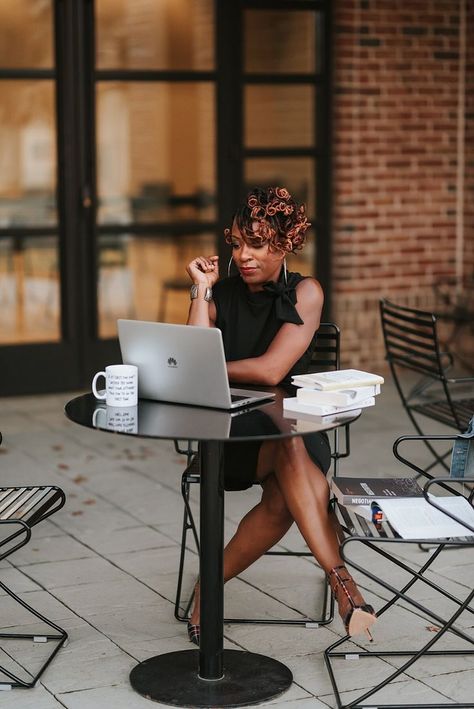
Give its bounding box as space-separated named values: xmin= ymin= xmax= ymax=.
xmin=375 ymin=496 xmax=474 ymax=539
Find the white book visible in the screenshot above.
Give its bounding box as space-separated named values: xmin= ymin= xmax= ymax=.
xmin=376 ymin=495 xmax=474 ymax=540
xmin=296 ymin=384 xmax=380 ymax=406
xmin=291 ymin=369 xmax=384 ymax=391
xmin=283 ymin=396 xmax=375 ymax=417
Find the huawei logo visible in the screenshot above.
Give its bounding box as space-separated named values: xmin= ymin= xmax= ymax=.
xmin=167 ymin=357 xmax=178 ymax=367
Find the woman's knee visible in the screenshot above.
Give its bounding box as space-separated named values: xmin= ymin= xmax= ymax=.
xmin=274 ymin=436 xmax=308 ymax=469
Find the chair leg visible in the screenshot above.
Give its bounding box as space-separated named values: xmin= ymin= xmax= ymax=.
xmin=0 ymin=580 xmax=68 ymax=689
xmin=174 ymin=480 xmax=200 ymax=622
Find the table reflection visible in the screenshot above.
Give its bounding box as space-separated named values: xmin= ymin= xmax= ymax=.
xmin=68 ymin=388 xmax=360 ymax=443
xmin=92 ymin=404 xmax=138 ymax=433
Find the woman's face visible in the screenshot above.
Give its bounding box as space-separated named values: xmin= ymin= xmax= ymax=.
xmin=229 ymin=219 xmax=285 ymax=291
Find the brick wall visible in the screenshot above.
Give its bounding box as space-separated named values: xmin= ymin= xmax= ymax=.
xmin=465 ymin=1 xmax=474 ymax=276
xmin=332 ymin=0 xmax=473 ymax=369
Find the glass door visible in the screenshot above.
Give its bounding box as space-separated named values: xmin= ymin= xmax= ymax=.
xmin=0 ymin=0 xmax=330 ymax=396
xmin=86 ymin=0 xmax=217 ymax=377
xmin=0 ymin=0 xmax=83 ymax=394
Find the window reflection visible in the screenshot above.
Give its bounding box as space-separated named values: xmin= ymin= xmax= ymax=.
xmin=0 ymin=81 xmax=57 ymax=228
xmin=98 ymin=232 xmax=215 ymax=338
xmin=245 ymin=85 xmax=315 ymax=148
xmin=244 ymin=10 xmax=317 ymax=74
xmin=96 ymin=0 xmax=214 ymax=71
xmin=0 ymin=236 xmax=60 ymax=344
xmin=0 ymin=0 xmax=53 ymax=69
xmin=96 ymin=82 xmax=216 ymax=225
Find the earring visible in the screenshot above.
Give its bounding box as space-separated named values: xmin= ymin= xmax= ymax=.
xmin=227 ymin=256 xmax=233 ymax=277
xmin=283 ymin=259 xmax=288 ymax=285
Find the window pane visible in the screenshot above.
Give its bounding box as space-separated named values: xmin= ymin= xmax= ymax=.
xmin=0 ymin=1 xmax=53 ymax=69
xmin=244 ymin=10 xmax=317 ymax=74
xmin=96 ymin=82 xmax=216 ymax=225
xmin=98 ymin=232 xmax=215 ymax=338
xmin=245 ymin=85 xmax=315 ymax=148
xmin=96 ymin=0 xmax=214 ymax=71
xmin=245 ymin=157 xmax=316 ymax=219
xmin=0 ymin=81 xmax=57 ymax=227
xmin=0 ymin=236 xmax=60 ymax=344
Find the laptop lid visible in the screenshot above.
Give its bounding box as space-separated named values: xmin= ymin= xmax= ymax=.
xmin=117 ymin=320 xmax=274 ymax=410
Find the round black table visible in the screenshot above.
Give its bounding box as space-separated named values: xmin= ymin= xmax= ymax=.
xmin=65 ymin=391 xmax=360 ymax=708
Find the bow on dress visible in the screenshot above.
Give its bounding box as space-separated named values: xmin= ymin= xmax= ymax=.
xmin=262 ymin=278 xmax=304 ymax=325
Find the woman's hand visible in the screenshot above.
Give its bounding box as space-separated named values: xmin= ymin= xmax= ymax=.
xmin=186 ymin=256 xmax=219 ymax=287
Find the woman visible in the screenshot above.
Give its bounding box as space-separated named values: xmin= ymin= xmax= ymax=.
xmin=185 ymin=186 xmax=376 ymax=645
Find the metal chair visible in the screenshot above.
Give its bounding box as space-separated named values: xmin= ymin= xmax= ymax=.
xmin=325 ymin=431 xmax=474 ymax=709
xmin=380 ymin=299 xmax=474 ymax=473
xmin=0 ymin=434 xmax=67 ymax=689
xmin=174 ymin=322 xmax=349 ymax=628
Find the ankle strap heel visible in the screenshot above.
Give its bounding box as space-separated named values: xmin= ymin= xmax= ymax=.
xmin=328 ymin=565 xmax=376 ymax=640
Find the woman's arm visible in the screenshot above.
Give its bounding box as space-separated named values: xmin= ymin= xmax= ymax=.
xmin=185 ymin=255 xmax=219 ymax=327
xmin=227 ymin=278 xmax=323 ymax=385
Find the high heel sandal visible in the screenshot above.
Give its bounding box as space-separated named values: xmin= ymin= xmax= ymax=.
xmin=328 ymin=565 xmax=376 ymax=641
xmin=187 ymin=581 xmax=200 ymax=646
xmin=187 ymin=621 xmax=200 ymax=646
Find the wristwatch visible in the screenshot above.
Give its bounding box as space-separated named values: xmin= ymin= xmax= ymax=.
xmin=190 ymin=284 xmax=213 ymax=302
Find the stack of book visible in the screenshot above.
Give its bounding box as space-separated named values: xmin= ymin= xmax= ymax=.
xmin=330 ymin=476 xmax=474 ymax=539
xmin=330 ymin=476 xmax=424 ymax=524
xmin=283 ymin=369 xmax=384 ymax=419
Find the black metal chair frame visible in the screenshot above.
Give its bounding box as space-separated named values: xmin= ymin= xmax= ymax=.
xmin=0 ymin=481 xmax=68 ymax=689
xmin=380 ymin=298 xmax=474 ymax=473
xmin=324 ymin=434 xmax=474 ymax=709
xmin=174 ymin=323 xmax=351 ymax=628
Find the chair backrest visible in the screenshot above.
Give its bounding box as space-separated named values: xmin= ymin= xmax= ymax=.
xmin=308 ymin=322 xmax=340 ymax=373
xmin=380 ymin=299 xmax=444 ymax=380
xmin=379 ymin=298 xmax=474 ymax=435
xmin=0 ymin=486 xmax=64 ymax=528
xmin=307 ymin=322 xmax=347 ymax=473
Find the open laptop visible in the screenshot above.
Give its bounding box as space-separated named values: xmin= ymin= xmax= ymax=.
xmin=117 ymin=320 xmax=275 ymax=411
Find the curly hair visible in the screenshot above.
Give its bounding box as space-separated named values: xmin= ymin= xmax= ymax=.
xmin=224 ymin=186 xmax=311 ymax=255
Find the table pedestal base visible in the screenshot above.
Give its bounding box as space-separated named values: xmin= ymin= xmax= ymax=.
xmin=130 ymin=649 xmax=293 ymax=707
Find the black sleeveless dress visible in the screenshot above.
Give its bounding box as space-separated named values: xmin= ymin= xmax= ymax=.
xmin=213 ymin=268 xmax=332 ymax=491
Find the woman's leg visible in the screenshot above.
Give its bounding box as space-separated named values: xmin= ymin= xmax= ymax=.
xmin=190 ymin=436 xmax=374 ymax=636
xmin=265 ymin=437 xmax=376 ymax=637
xmin=267 ymin=436 xmax=343 ymax=573
xmin=190 ymin=442 xmax=294 ymax=625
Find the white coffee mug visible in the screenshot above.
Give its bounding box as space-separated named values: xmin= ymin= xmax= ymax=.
xmin=92 ymin=364 xmax=138 ymax=407
xmin=92 ymin=405 xmax=138 ymax=433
